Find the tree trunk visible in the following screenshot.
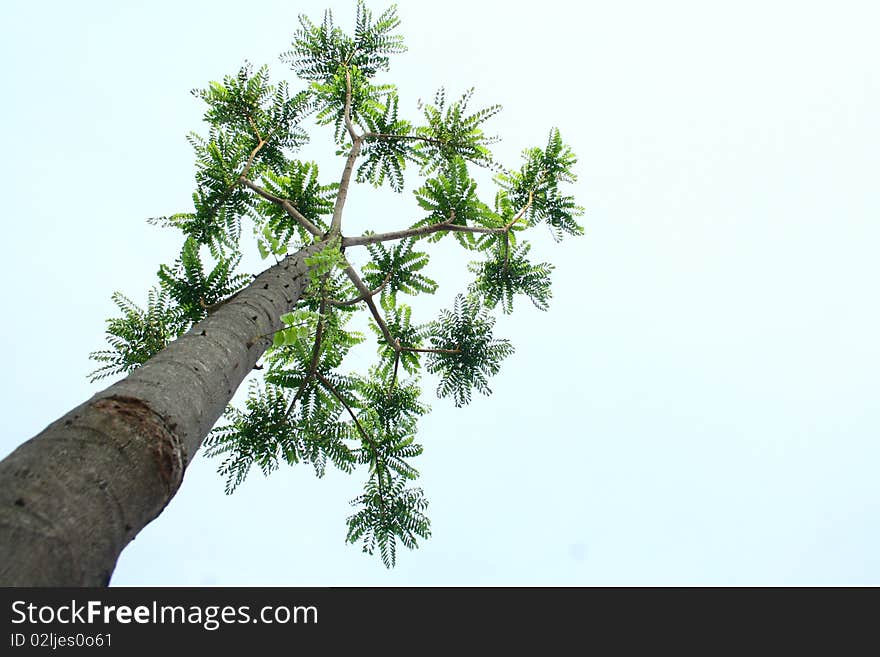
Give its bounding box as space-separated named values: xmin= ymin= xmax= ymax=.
xmin=0 ymin=242 xmax=324 ymax=586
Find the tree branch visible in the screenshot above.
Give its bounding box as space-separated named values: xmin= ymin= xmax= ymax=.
xmin=400 ymin=346 xmax=461 ymax=355
xmin=315 ymin=372 xmax=375 ymax=452
xmin=286 ymin=294 xmax=328 ymax=414
xmin=330 ymin=140 xmax=363 ymax=236
xmin=329 ymin=271 xmax=391 ymax=307
xmin=342 ymin=260 xmax=398 ymax=350
xmin=362 ymin=132 xmax=444 ymax=146
xmin=342 ymin=219 xmax=510 ymax=247
xmin=239 ymin=177 xmax=324 ymax=237
xmin=342 ymin=220 xmax=455 ymax=247
xmin=343 ymin=68 xmax=359 ymax=143
xmin=240 ymin=139 xmax=267 ymax=181
xmin=329 ymin=69 xmax=365 ymax=235
xmin=342 ymin=191 xmax=535 ymax=248
xmin=247 ymin=115 xmax=263 ymax=143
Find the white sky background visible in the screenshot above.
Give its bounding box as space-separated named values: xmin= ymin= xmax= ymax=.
xmin=2 ymin=0 xmax=879 ymax=585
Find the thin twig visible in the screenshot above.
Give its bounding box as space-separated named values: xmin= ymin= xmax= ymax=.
xmin=315 ymin=372 xmax=387 ymax=518
xmin=388 ymin=351 xmax=401 ymax=396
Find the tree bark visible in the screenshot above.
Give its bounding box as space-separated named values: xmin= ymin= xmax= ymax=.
xmin=0 ymin=242 xmax=325 ymax=586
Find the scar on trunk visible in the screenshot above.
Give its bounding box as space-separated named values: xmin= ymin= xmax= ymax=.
xmin=92 ymin=396 xmax=186 ymax=493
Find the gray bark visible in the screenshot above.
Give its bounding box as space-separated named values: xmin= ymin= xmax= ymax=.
xmin=0 ymin=242 xmax=324 ymax=586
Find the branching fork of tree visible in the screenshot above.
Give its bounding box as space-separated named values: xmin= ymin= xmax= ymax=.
xmin=0 ymin=2 xmax=583 ymax=585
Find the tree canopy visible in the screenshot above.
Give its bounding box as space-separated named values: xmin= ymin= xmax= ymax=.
xmin=88 ymin=1 xmax=583 ymax=568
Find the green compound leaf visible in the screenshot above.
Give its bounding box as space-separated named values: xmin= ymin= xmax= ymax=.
xmin=346 ymin=470 xmax=430 ymax=569
xmin=157 ymin=237 xmax=249 ymax=323
xmin=363 ymin=238 xmax=437 ymax=307
xmin=425 ymin=294 xmax=514 ymax=407
xmin=88 ymin=287 xmax=187 ymax=382
xmin=496 ymin=127 xmax=585 ymax=241
xmin=414 ymin=87 xmax=501 ymax=175
xmin=469 ymin=240 xmax=554 ymax=313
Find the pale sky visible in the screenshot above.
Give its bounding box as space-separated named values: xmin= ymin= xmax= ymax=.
xmin=2 ymin=0 xmax=879 ymax=585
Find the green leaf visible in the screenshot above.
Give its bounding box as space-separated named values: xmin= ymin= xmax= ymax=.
xmin=254 ymin=160 xmax=335 ymax=246
xmin=357 ymin=93 xmax=417 ymax=191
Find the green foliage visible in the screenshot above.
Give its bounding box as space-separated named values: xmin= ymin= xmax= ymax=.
xmin=312 ymin=66 xmax=395 ymax=143
xmin=94 ymin=2 xmax=584 ymax=569
xmin=414 ymin=88 xmax=501 ymax=175
xmin=255 ymin=160 xmax=336 ymax=247
xmin=358 ymin=93 xmax=415 ymax=191
xmin=356 ymin=370 xmax=429 ymax=436
xmin=266 ymin=304 xmax=364 ymax=378
xmin=413 ymin=156 xmax=495 ymax=248
xmin=183 ymin=129 xmax=254 ymax=251
xmin=369 ymin=303 xmax=423 ymax=375
xmin=469 ymin=241 xmax=554 ymax=313
xmin=193 ymin=63 xmax=312 ymax=170
xmin=284 ymin=2 xmax=405 ymax=82
xmin=346 ymin=471 xmax=430 ymax=568
xmin=497 ymin=128 xmax=585 ymax=240
xmin=160 ymin=63 xmax=314 ymax=254
xmin=363 ymin=238 xmax=437 ymax=306
xmin=284 ymin=2 xmax=404 ymax=144
xmin=303 ymin=236 xmax=346 ymax=295
xmin=425 ymin=294 xmax=514 ymax=407
xmin=88 ymin=288 xmax=186 ymax=382
xmin=157 ymin=237 xmax=250 ymax=322
xmin=205 ymin=381 xmax=355 ymax=492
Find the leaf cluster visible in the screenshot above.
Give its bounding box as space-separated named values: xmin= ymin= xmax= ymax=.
xmin=284 ymin=2 xmax=405 ymax=82
xmin=255 ymin=160 xmax=337 ymax=252
xmin=157 ymin=237 xmax=250 ymax=323
xmin=469 ymin=241 xmax=554 ymax=313
xmin=363 ymin=238 xmax=437 ymax=307
xmin=425 ymin=294 xmax=514 ymax=407
xmin=346 ymin=471 xmax=430 ymax=568
xmin=414 ymin=88 xmax=501 ymax=175
xmin=413 ymin=156 xmax=495 ymax=248
xmin=88 ymin=288 xmax=186 ymax=382
xmin=205 ymin=381 xmax=355 ymax=492
xmin=497 ymin=127 xmax=585 ymax=240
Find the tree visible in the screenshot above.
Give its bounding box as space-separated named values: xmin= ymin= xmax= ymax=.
xmin=0 ymin=2 xmax=582 ymax=585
